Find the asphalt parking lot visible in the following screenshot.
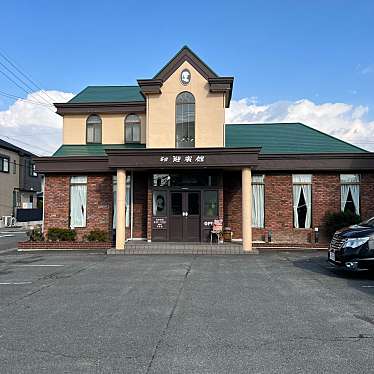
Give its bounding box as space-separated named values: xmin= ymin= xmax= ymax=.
xmin=0 ymin=250 xmax=373 ymax=373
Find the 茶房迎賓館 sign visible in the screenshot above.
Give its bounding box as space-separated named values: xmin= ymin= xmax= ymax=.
xmin=159 ymin=155 xmax=205 ymax=164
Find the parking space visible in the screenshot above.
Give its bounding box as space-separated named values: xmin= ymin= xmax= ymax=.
xmin=0 ymin=251 xmax=373 ymax=373
xmin=0 ymin=230 xmax=27 ymax=253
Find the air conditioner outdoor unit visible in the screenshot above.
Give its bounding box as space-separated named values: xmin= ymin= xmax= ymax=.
xmin=2 ymin=216 xmax=16 ymax=227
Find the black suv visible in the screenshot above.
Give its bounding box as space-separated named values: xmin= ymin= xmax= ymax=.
xmin=328 ymin=217 xmax=374 ymax=271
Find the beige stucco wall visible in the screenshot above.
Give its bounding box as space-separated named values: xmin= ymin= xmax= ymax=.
xmin=0 ymin=149 xmax=19 ymax=217
xmin=63 ymin=113 xmax=146 ymax=144
xmin=146 ymin=61 xmax=226 ymax=148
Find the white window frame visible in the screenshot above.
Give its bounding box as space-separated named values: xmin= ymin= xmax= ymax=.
xmin=1 ymin=157 xmax=9 ymax=173
xmin=340 ymin=174 xmax=360 ymax=215
xmin=125 ymin=114 xmax=141 ymax=143
xmin=113 ymin=175 xmax=131 ymax=229
xmin=292 ymin=174 xmax=312 ymax=229
xmin=252 ymin=175 xmax=265 ymax=228
xmin=70 ymin=176 xmax=87 ymax=228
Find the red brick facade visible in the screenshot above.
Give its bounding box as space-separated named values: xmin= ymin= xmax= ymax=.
xmin=43 ymin=171 xmax=374 ymax=245
xmin=44 ymin=174 xmax=113 ymax=240
xmin=224 ymin=171 xmax=374 ymax=244
xmin=361 ymin=173 xmax=374 ymax=220
xmin=43 ymin=173 xmax=148 ymax=241
xmin=132 ymin=172 xmax=148 ymax=239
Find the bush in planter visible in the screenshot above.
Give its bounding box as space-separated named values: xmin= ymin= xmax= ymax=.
xmin=29 ymin=226 xmax=44 ymax=242
xmin=47 ymin=228 xmax=77 ymax=242
xmin=85 ymin=229 xmax=108 ymax=242
xmin=324 ymin=210 xmax=361 ymax=240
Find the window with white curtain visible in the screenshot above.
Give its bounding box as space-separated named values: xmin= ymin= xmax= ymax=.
xmin=340 ymin=174 xmax=360 ymax=215
xmin=86 ymin=114 xmax=102 ymax=144
xmin=113 ymin=175 xmax=131 ymax=229
xmin=125 ymin=114 xmax=141 ymax=143
xmin=292 ymin=174 xmax=312 ymax=229
xmin=70 ymin=176 xmax=87 ymax=228
xmin=252 ymin=175 xmax=264 ymax=228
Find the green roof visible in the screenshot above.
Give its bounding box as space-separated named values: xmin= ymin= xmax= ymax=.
xmin=225 ymin=123 xmax=367 ymax=154
xmin=53 ymin=144 xmax=146 ymax=157
xmin=68 ymin=86 xmax=145 ymax=103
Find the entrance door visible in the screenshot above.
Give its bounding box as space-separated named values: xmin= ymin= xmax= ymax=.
xmin=169 ymin=191 xmax=200 ymax=242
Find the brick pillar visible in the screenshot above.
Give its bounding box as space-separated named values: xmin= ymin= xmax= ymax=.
xmin=219 ymin=173 xmax=224 ymax=221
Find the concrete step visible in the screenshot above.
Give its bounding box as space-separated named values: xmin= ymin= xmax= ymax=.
xmin=114 ymin=242 xmax=258 ymax=255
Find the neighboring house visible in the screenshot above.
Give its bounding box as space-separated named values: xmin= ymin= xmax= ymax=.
xmin=36 ymin=46 xmax=374 ymax=250
xmin=0 ymin=138 xmax=42 ymax=219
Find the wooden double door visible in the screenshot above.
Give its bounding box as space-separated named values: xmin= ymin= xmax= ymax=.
xmin=169 ymin=191 xmax=200 ymax=242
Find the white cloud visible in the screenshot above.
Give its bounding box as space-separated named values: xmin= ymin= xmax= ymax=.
xmin=0 ymin=90 xmax=74 ymax=155
xmin=1 ymin=91 xmax=373 ymax=155
xmin=226 ymin=98 xmax=374 ymax=151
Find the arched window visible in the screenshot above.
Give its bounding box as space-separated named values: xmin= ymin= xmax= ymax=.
xmin=176 ymin=92 xmax=195 ymax=148
xmin=86 ymin=114 xmax=102 ymax=144
xmin=125 ymin=114 xmax=141 ymax=143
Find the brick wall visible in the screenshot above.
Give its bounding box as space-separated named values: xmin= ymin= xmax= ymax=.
xmin=147 ymin=180 xmax=152 ymax=241
xmin=311 ymin=173 xmax=340 ymax=241
xmin=361 ymin=173 xmax=374 ymax=220
xmin=223 ymin=171 xmax=242 ymax=239
xmin=44 ymin=175 xmax=70 ymax=231
xmin=132 ymin=172 xmax=148 ymax=239
xmin=43 ymin=171 xmax=374 ymax=245
xmin=44 ymin=173 xmax=148 ymax=241
xmin=44 ymin=174 xmax=113 ymax=240
xmin=223 ymin=171 xmax=374 ymax=244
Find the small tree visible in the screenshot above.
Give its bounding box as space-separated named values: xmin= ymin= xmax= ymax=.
xmin=324 ymin=210 xmax=361 ymax=240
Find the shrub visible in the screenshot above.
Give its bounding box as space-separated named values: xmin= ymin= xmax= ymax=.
xmin=29 ymin=226 xmax=44 ymax=242
xmin=324 ymin=211 xmax=361 ymax=239
xmin=47 ymin=228 xmax=77 ymax=241
xmin=85 ymin=229 xmax=108 ymax=242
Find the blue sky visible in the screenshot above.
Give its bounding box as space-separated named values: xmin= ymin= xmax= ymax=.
xmin=0 ymin=0 xmax=373 ymax=154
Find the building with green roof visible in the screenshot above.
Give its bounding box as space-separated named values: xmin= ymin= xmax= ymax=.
xmin=35 ymin=46 xmax=374 ymax=252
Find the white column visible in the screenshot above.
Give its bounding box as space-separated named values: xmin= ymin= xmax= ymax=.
xmin=242 ymin=167 xmax=252 ymax=251
xmin=116 ymin=169 xmax=126 ymax=250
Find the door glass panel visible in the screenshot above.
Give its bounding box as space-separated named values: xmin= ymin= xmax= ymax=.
xmin=204 ymin=191 xmax=218 ymax=217
xmin=153 ymin=191 xmax=167 ymax=216
xmin=188 ymin=193 xmax=200 ymax=215
xmin=153 ymin=174 xmax=170 ymax=187
xmin=171 ymin=193 xmax=182 ymax=215
xmin=170 ymin=173 xmax=218 ymax=187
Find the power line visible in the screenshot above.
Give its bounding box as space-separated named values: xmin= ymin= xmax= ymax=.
xmin=0 ymin=60 xmax=52 ymax=106
xmin=0 ymin=89 xmax=54 ymax=108
xmin=0 ymin=135 xmax=55 ymax=155
xmin=0 ymin=69 xmax=56 ymax=114
xmin=0 ymin=49 xmax=59 ymax=103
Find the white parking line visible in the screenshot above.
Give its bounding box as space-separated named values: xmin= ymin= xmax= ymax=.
xmin=361 ymin=285 xmax=374 ymax=288
xmin=11 ymin=264 xmax=64 ymax=267
xmin=0 ymin=282 xmax=32 ymax=285
xmin=0 ymin=231 xmax=26 ymax=234
xmin=0 ymin=235 xmax=14 ymax=238
xmin=0 ymin=248 xmax=17 ymax=254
